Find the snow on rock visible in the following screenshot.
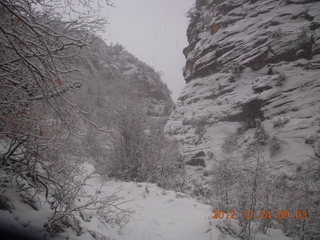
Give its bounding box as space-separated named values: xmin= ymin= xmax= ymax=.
xmin=72 ymin=39 xmax=174 ymax=119
xmin=167 ymin=0 xmax=320 ymax=180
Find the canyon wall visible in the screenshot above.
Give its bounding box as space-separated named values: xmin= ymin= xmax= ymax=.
xmin=167 ymin=0 xmax=320 ymax=184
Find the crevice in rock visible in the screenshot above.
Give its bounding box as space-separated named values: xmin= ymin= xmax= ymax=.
xmin=203 ymin=88 xmax=233 ymax=100
xmin=221 ymin=99 xmax=265 ymax=128
xmin=273 ymin=100 xmax=295 ymax=108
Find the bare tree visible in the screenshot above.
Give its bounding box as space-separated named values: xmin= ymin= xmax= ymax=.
xmin=211 ymin=157 xmax=240 ymax=212
xmin=0 ymin=0 xmax=125 ymax=234
xmin=211 ymin=149 xmax=320 ymax=240
xmin=241 ymin=151 xmax=264 ymax=239
xmin=104 ymin=104 xmax=183 ymax=186
xmin=0 ymin=0 xmax=110 ymax=184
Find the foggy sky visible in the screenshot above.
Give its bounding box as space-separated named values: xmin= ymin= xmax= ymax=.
xmin=101 ymin=0 xmax=194 ymax=101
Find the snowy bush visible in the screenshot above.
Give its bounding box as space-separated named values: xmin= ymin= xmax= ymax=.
xmin=0 ymin=0 xmax=129 ymax=235
xmin=210 ymin=151 xmax=320 ymax=239
xmin=104 ymin=104 xmax=184 ymax=187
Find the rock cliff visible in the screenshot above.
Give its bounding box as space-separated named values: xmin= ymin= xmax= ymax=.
xmin=72 ymin=38 xmax=174 ymax=123
xmin=68 ymin=38 xmax=174 ymax=159
xmin=167 ymin=0 xmax=320 ymax=182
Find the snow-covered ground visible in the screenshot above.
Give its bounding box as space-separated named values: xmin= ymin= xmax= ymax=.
xmin=81 ymin=162 xmax=217 ymax=240
xmin=77 ymin=163 xmax=294 ymax=240
xmin=0 ymin=162 xmax=294 ymax=240
xmin=99 ymin=181 xmax=215 ymax=240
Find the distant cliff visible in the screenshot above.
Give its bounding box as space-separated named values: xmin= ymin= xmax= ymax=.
xmin=68 ymin=37 xmax=174 ymax=158
xmin=72 ymin=38 xmax=174 ymax=122
xmin=167 ymin=0 xmax=320 ymax=181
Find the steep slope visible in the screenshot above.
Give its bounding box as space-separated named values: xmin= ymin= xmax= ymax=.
xmin=167 ymin=0 xmax=320 ymax=189
xmin=66 ymin=38 xmax=174 ymax=159
xmin=72 ymin=39 xmax=174 ymax=123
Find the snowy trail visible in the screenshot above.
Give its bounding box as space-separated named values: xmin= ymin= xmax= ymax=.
xmin=0 ymin=162 xmax=295 ymax=240
xmin=1 ymin=161 xmax=218 ymax=240
xmin=97 ymin=180 xmax=219 ymax=240
xmin=82 ymin=163 xmax=293 ymax=240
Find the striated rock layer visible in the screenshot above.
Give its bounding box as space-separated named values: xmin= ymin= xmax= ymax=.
xmin=167 ymin=0 xmax=320 ymax=179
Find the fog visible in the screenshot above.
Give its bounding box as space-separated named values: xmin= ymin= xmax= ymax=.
xmin=101 ymin=0 xmax=194 ymax=101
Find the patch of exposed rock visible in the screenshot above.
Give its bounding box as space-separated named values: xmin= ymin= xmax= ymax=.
xmin=166 ymin=0 xmax=320 ymax=194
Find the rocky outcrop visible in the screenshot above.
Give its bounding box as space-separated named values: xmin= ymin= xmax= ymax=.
xmin=67 ymin=39 xmax=174 ymax=159
xmin=167 ymin=0 xmax=320 ymax=178
xmin=0 ymin=194 xmax=13 ymax=212
xmin=72 ymin=40 xmax=174 ymax=122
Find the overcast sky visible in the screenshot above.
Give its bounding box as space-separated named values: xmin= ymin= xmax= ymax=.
xmin=100 ymin=0 xmax=194 ymax=101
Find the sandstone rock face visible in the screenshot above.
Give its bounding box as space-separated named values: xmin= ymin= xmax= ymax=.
xmin=167 ymin=0 xmax=320 ymax=176
xmin=68 ymin=39 xmax=174 ymax=160
xmin=72 ymin=39 xmax=174 ymax=123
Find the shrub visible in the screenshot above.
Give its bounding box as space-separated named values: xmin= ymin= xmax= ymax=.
xmin=210 ymin=152 xmax=320 ymax=239
xmin=104 ymin=105 xmax=184 ymax=187
xmin=47 ymin=160 xmax=126 ymax=233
